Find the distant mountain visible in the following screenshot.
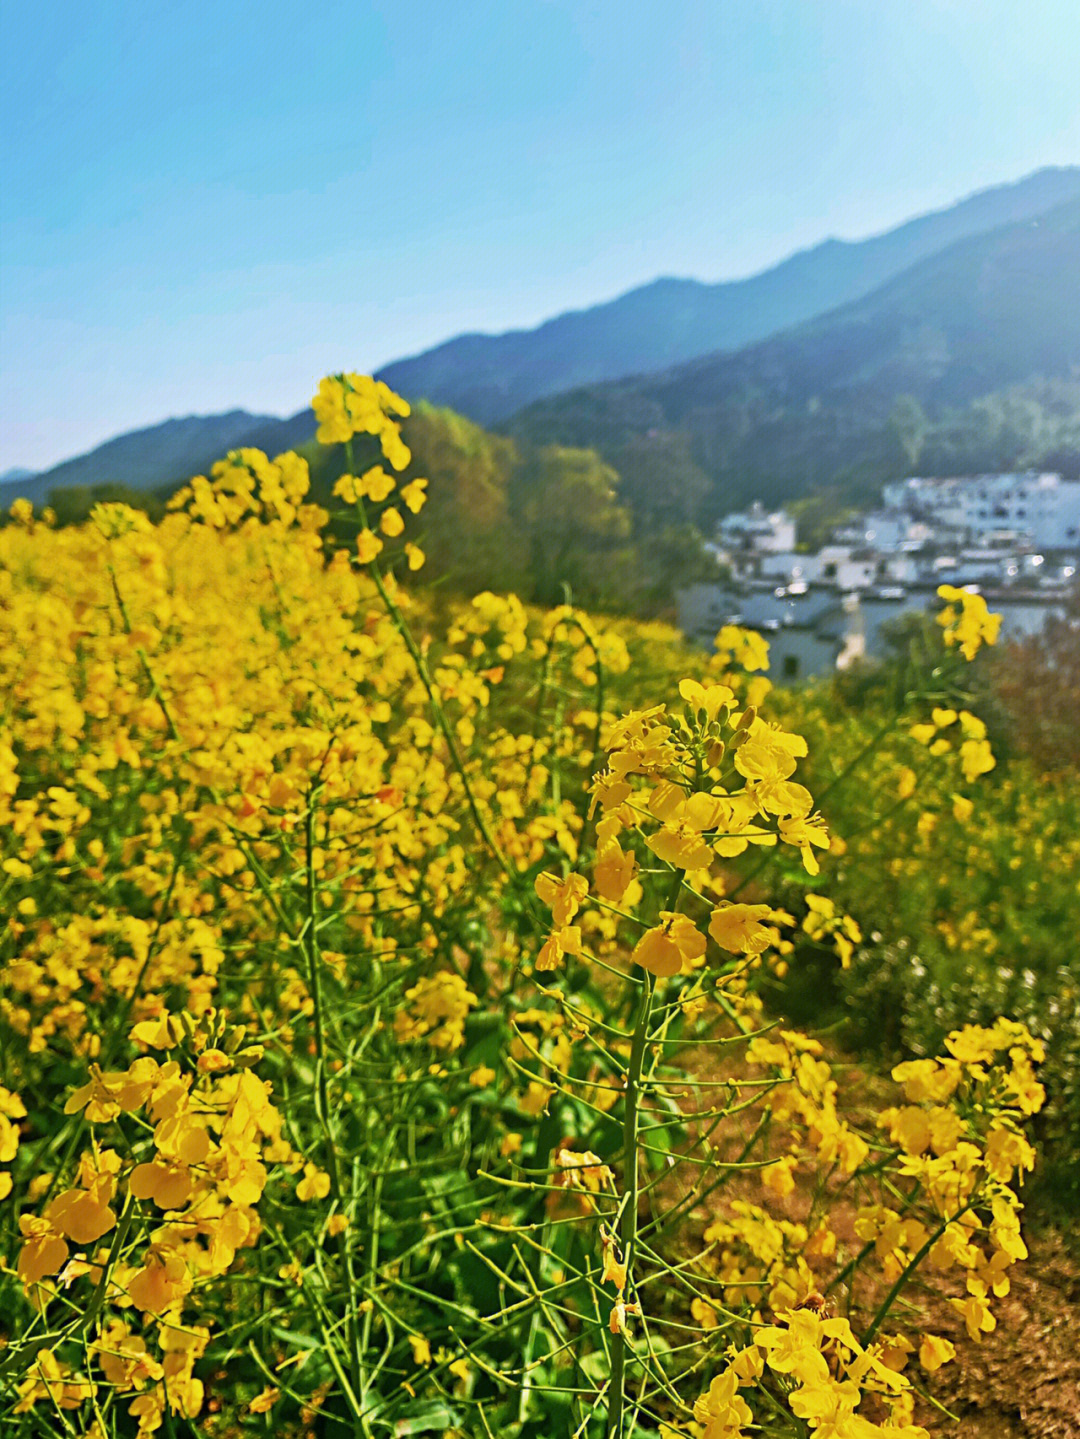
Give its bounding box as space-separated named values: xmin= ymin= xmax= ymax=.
xmin=377 ymin=167 xmax=1080 ymax=425
xmin=226 ymin=410 xmax=320 ymax=461
xmin=8 ymin=167 xmax=1078 ymax=518
xmin=0 ymin=466 xmax=36 ymax=487
xmin=506 ymin=198 xmax=1080 ymax=515
xmin=3 ymin=410 xmax=282 ymax=506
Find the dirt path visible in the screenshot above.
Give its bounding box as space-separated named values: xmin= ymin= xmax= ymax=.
xmin=656 ymin=1033 xmax=1080 ymax=1438
xmin=928 ymin=1228 xmax=1080 ymax=1439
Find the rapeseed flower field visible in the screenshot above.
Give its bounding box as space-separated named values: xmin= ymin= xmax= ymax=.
xmin=0 ymin=375 xmax=1068 ymax=1438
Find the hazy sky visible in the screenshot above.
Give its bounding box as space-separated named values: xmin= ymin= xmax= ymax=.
xmin=2 ymin=0 xmax=1078 ymax=470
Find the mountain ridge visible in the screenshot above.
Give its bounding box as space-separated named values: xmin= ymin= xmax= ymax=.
xmin=0 ymin=467 xmax=36 ymax=487
xmin=504 ymin=197 xmax=1080 ymax=514
xmin=5 ymin=166 xmax=1078 ymax=508
xmin=376 ymin=165 xmax=1080 ymax=424
xmin=5 ymin=410 xmax=279 ymax=506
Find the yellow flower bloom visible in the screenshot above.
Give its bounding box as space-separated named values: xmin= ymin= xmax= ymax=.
xmin=632 ymin=913 xmax=706 ymax=977
xmin=593 ymin=840 xmax=637 ymax=902
xmin=536 ymin=924 xmax=582 ymax=972
xmin=356 ymin=528 xmax=384 ymax=564
xmin=918 ymin=1333 xmax=956 ymax=1372
xmin=535 ymin=870 xmax=588 ymax=925
xmin=936 ymin=584 xmax=1002 ymax=661
xmin=678 ymin=677 xmax=735 ymax=721
xmin=553 ymin=1148 xmax=614 ymax=1195
xmin=694 ymin=1365 xmax=753 ymax=1437
xmin=709 ymin=902 xmax=787 ymax=955
xmin=409 ymin=1334 xmax=432 ymax=1365
xmin=715 ymin=624 xmax=770 ymax=672
xmin=380 ymin=506 xmax=405 ymax=537
xmin=761 ymin=1155 xmax=797 ymax=1198
xmin=296 ymin=1163 xmax=332 ymax=1202
xmin=399 ymin=478 xmax=428 ymax=513
xmin=17 ymin=1213 xmax=70 ymax=1284
xmin=249 ymin=1387 xmax=280 ymax=1414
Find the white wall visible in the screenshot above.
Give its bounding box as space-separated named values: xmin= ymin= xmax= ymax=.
xmin=883 ymin=474 xmax=1080 ymax=548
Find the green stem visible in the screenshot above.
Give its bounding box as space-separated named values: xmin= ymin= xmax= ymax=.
xmin=107 ymin=563 xmax=181 ymax=743
xmin=606 ymin=860 xmax=683 ymax=1437
xmin=604 ymin=969 xmax=654 ymax=1439
xmin=345 ymin=437 xmax=512 ymax=882
xmin=302 ymin=785 xmax=368 ymax=1434
xmin=862 ymin=1199 xmax=975 ymax=1345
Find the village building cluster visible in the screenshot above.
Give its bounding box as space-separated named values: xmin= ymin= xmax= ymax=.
xmin=678 ymin=472 xmax=1080 ymax=679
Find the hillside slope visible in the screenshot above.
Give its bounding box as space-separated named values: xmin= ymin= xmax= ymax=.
xmin=6 ymin=170 xmax=1077 ymax=520
xmin=377 ymin=167 xmax=1080 ymax=424
xmin=506 ymin=199 xmax=1080 ymax=513
xmin=6 ymin=411 xmax=280 ymax=505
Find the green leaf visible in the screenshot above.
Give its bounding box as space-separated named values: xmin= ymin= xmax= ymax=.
xmin=390 ymin=1400 xmax=461 ymax=1434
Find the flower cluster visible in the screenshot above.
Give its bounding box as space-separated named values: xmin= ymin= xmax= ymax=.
xmin=0 ymin=1085 xmax=25 ymax=1199
xmin=0 ymin=367 xmax=1039 ymax=1438
xmin=909 ymin=706 xmax=996 ymax=783
xmin=936 ymin=583 xmax=1002 ymax=661
xmin=393 ymin=970 xmax=479 ymax=1051
xmin=688 ymin=1021 xmax=1043 ymax=1437
xmin=869 ymin=1021 xmax=1043 ymax=1343
xmin=801 ymin=893 xmax=863 ymax=968
xmin=535 ymin=668 xmax=828 ymax=985
xmin=168 ymin=447 xmax=316 ymax=529
xmin=312 ymin=372 xmax=412 ymax=462
xmin=11 ymin=1014 xmax=283 ymax=1431
xmin=696 ymin=1308 xmax=929 ymax=1439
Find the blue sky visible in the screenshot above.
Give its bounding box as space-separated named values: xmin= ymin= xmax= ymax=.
xmin=2 ymin=0 xmax=1078 ymax=471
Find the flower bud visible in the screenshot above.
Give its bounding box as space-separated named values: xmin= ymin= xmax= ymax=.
xmin=224 ymin=1025 xmax=247 ymax=1054
xmin=197 ymin=1049 xmax=232 ymax=1075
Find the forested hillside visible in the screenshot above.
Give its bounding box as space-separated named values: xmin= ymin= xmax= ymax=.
xmin=507 ymin=200 xmax=1080 ymax=514
xmin=377 ymin=167 xmax=1080 ymax=423
xmin=7 ymin=193 xmax=1079 ymax=613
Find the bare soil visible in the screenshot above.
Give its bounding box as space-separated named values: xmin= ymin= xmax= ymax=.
xmin=657 ymin=1030 xmax=1080 ymax=1438
xmin=929 ymin=1228 xmax=1080 ymax=1439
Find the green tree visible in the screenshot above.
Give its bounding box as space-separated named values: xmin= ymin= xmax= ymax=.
xmin=306 ymin=402 xmax=528 ymax=593
xmin=511 ymin=445 xmax=632 ymax=606
xmin=608 ymin=431 xmax=711 ymax=530
xmin=889 ymin=395 xmax=929 ymax=470
xmin=47 ymin=482 xmax=165 ymax=527
xmin=394 ymin=404 xmax=526 ymax=592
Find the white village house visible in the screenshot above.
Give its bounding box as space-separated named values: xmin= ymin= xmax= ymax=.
xmin=881 ymin=472 xmax=1080 ymax=550
xmin=681 ymin=473 xmax=1080 ymax=680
